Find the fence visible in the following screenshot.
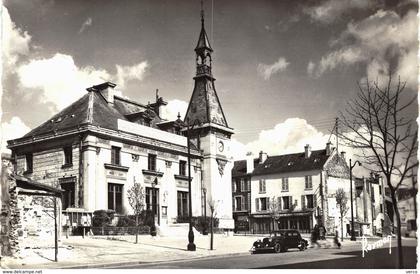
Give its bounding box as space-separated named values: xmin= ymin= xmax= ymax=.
xmin=90 ymin=226 xmax=150 ymax=236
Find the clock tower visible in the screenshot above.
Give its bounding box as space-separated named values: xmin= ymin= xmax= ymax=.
xmin=184 ymin=5 xmax=234 ymax=229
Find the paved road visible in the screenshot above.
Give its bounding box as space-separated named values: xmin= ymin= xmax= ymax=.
xmin=114 ymin=244 xmax=417 ymax=269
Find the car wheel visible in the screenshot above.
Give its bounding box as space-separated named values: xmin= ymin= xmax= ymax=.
xmin=274 ymin=243 xmax=281 ymax=253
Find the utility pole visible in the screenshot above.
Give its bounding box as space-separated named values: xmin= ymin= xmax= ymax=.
xmin=54 ymin=197 xmax=58 ymax=262
xmin=335 ymin=117 xmax=339 ymax=162
xmin=412 ymin=170 xmax=417 ymax=224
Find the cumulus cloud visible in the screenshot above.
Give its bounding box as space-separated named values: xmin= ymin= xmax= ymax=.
xmin=1 ymin=117 xmax=31 ymax=153
xmin=304 ymin=0 xmax=380 ymax=24
xmin=17 ymin=53 xmax=111 ymax=111
xmin=17 ymin=54 xmax=149 ymax=111
xmin=231 ymin=118 xmax=332 ymax=160
xmin=160 ymin=99 xmax=188 ymax=121
xmin=78 ymin=17 xmax=92 ymax=34
xmin=116 ymin=61 xmax=148 ymax=88
xmin=257 ymin=57 xmax=289 ymax=80
xmin=2 ymin=5 xmax=31 ymax=70
xmin=308 ymin=9 xmax=418 ymax=89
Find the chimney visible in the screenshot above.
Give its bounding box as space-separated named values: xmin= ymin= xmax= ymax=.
xmin=149 ymin=89 xmax=168 ymax=117
xmin=87 ymin=82 xmax=117 ymax=105
xmin=259 ymin=151 xmax=268 ymax=164
xmin=304 ymin=144 xmax=311 ymax=158
xmin=246 ymin=152 xmax=254 ymax=174
xmin=326 ymin=142 xmax=332 ymax=156
xmin=341 ymin=151 xmax=346 ymax=160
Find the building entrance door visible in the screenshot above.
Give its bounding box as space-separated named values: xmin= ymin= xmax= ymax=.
xmin=146 ymin=187 xmax=160 ymax=225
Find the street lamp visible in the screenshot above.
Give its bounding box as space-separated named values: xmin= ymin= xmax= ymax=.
xmin=349 ymin=158 xmax=362 ymax=241
xmin=203 ymin=187 xmax=208 ymax=235
xmin=185 ymin=118 xmax=201 ymax=251
xmin=150 ymin=177 xmax=158 ymax=236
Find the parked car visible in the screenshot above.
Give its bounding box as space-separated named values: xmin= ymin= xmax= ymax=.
xmin=250 ymin=229 xmax=308 ymax=254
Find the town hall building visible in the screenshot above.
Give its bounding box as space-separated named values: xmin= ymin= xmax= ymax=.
xmin=6 ymin=8 xmax=235 ymax=236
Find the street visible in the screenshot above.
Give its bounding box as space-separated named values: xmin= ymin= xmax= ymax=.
xmin=113 ymin=239 xmax=417 ymax=269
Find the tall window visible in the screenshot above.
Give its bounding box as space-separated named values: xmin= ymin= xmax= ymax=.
xmin=259 ymin=179 xmax=266 ymax=193
xmin=177 ymin=191 xmax=189 ymax=217
xmin=305 ymin=175 xmax=313 ymax=189
xmin=63 ymin=146 xmax=73 ymax=166
xmin=179 ymin=160 xmax=187 ymax=176
xmin=306 ymin=194 xmax=314 ymax=208
xmin=282 ymin=177 xmax=289 ymax=191
xmin=108 ymin=183 xmax=123 ymax=213
xmin=146 ymin=187 xmax=159 ymax=217
xmin=111 ymin=146 xmax=121 ymax=165
xmin=25 ymin=153 xmax=33 ymax=173
xmin=260 ymin=197 xmax=268 ymax=211
xmin=235 ymin=179 xmax=241 ymax=192
xmin=282 ymin=196 xmax=291 ymax=210
xmin=235 ymin=196 xmax=242 ymax=211
xmin=61 ymin=182 xmax=75 ymax=209
xmin=148 ymin=154 xmax=157 ymax=171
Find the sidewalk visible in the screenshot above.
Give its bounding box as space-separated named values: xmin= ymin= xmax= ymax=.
xmin=0 ymin=233 xmax=361 ymax=269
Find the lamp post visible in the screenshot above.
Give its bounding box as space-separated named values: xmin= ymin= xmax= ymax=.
xmin=349 ymin=158 xmax=362 ymax=241
xmin=203 ymin=187 xmax=208 ymax=235
xmin=185 ymin=118 xmax=201 ymax=251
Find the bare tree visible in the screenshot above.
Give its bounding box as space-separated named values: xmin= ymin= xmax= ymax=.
xmin=335 ymin=188 xmax=349 ymax=241
xmin=340 ymin=75 xmax=418 ymax=268
xmin=127 ymin=182 xmax=145 ymax=244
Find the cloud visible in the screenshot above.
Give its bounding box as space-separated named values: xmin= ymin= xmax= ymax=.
xmin=115 ymin=61 xmax=148 ymax=88
xmin=308 ymin=9 xmax=418 ymax=89
xmin=78 ymin=17 xmax=92 ymax=34
xmin=1 ymin=117 xmax=31 ymax=153
xmin=257 ymin=57 xmax=289 ymax=80
xmin=17 ymin=53 xmax=149 ymax=111
xmin=2 ymin=5 xmax=31 ymax=70
xmin=160 ymin=99 xmax=188 ymax=121
xmin=231 ymin=118 xmax=331 ymax=160
xmin=17 ymin=53 xmax=111 ymax=111
xmin=303 ymin=0 xmax=380 ymax=24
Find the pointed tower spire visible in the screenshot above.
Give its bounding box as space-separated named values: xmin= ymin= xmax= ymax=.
xmin=184 ymin=1 xmax=232 ymax=134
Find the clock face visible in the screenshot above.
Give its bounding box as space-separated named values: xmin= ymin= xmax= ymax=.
xmin=218 ymin=140 xmax=224 ymax=152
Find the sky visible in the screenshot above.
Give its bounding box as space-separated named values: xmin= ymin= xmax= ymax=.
xmin=1 ymin=0 xmax=418 ymax=174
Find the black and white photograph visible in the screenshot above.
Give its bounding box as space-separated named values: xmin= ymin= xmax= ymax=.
xmin=0 ymin=0 xmax=418 ymax=270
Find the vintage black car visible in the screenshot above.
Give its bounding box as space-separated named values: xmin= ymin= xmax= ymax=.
xmin=250 ymin=229 xmax=308 ymax=254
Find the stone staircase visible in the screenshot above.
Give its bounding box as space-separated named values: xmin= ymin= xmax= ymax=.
xmin=157 ymin=223 xmax=201 ymax=237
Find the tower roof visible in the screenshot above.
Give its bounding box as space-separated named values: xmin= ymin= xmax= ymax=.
xmin=195 ymin=25 xmax=213 ymax=52
xmin=195 ymin=5 xmax=213 ymax=52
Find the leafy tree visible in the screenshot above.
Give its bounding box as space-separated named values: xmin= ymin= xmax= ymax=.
xmin=127 ymin=182 xmax=145 ymax=244
xmin=335 ymin=188 xmax=349 ymax=241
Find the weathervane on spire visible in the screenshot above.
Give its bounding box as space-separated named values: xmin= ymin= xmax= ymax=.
xmin=200 ymin=0 xmax=204 ymax=26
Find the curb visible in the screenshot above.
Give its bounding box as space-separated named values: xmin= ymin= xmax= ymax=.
xmin=61 ymin=252 xmax=249 ymax=269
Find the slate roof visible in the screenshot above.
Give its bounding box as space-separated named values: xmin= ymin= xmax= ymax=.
xmin=195 ymin=22 xmax=212 ymax=52
xmin=18 ymin=86 xmax=171 ymax=141
xmin=22 ymin=91 xmax=132 ymax=138
xmin=232 ymin=158 xmax=259 ymax=177
xmin=251 ymin=149 xmax=331 ymax=176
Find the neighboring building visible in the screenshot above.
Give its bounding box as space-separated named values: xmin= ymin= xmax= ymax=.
xmin=7 ymin=9 xmax=234 ymax=233
xmin=353 ymin=175 xmax=386 ymax=236
xmin=247 ymin=143 xmax=351 ymax=235
xmin=385 ymin=187 xmax=417 ymax=237
xmin=231 ymin=153 xmax=258 ymax=232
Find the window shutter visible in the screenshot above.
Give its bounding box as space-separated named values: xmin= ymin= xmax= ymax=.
xmin=277 ymin=197 xmax=282 ymax=211
xmin=256 ymin=198 xmax=260 ymax=211
xmin=301 ymin=195 xmax=306 ymax=209
xmin=266 ymin=198 xmax=270 ymax=210
xmin=289 ymin=196 xmax=293 ymax=209
xmin=241 ymin=197 xmax=245 ymax=210
xmin=313 ymin=195 xmax=317 ymax=208
xmin=248 ymin=193 xmax=251 ymax=211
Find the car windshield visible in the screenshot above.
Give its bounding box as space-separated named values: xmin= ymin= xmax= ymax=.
xmin=270 ymin=231 xmax=285 ymax=237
